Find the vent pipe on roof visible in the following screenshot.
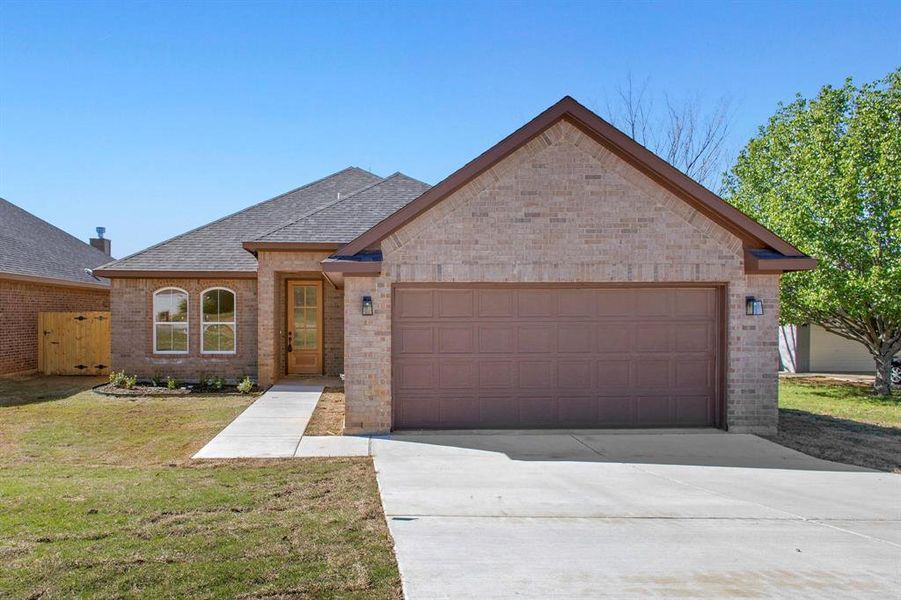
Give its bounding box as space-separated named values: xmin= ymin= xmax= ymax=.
xmin=90 ymin=226 xmax=111 ymax=256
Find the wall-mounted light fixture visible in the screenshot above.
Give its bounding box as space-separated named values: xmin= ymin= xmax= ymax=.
xmin=746 ymin=296 xmax=764 ymax=316
xmin=362 ymin=295 xmax=374 ymax=316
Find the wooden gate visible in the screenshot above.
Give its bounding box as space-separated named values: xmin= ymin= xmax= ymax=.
xmin=38 ymin=311 xmax=111 ymax=375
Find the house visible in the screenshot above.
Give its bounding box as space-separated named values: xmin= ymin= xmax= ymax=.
xmin=0 ymin=199 xmax=112 ymax=375
xmin=779 ymin=324 xmax=881 ymax=374
xmin=94 ymin=97 xmax=816 ymax=435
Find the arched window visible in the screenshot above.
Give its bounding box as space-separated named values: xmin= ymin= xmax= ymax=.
xmin=153 ymin=288 xmax=189 ymax=353
xmin=201 ymin=288 xmax=236 ymax=354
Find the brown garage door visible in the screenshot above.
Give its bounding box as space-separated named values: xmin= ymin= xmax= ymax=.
xmin=392 ymin=285 xmax=722 ymax=429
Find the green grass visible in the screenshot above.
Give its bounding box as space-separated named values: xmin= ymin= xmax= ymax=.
xmin=0 ymin=376 xmax=401 ymax=599
xmin=779 ymin=379 xmax=901 ymax=427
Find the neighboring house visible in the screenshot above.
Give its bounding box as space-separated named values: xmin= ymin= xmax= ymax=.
xmin=0 ymin=199 xmax=112 ymax=375
xmin=779 ymin=324 xmax=883 ymax=374
xmin=95 ymin=97 xmax=815 ymax=435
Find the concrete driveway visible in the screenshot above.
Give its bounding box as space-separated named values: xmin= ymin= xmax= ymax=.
xmin=371 ymin=431 xmax=900 ymax=599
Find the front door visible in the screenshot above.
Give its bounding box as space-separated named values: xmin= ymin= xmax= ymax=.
xmin=287 ymin=280 xmax=323 ymax=375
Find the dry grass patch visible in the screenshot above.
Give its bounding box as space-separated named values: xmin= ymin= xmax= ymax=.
xmin=305 ymin=386 xmax=345 ymax=436
xmin=0 ymin=377 xmax=400 ymax=599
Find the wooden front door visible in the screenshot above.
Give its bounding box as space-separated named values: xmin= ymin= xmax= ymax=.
xmin=286 ymin=280 xmax=323 ymax=375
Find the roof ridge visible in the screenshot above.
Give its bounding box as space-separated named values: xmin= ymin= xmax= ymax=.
xmin=251 ymin=172 xmax=411 ymax=242
xmin=102 ymin=166 xmax=379 ymax=267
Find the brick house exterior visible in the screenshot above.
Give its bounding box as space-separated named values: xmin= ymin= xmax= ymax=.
xmin=0 ymin=279 xmax=110 ymax=375
xmin=96 ymin=97 xmax=815 ymax=435
xmin=0 ymin=199 xmax=113 ymax=375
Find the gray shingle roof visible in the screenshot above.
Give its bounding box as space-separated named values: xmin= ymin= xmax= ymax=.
xmin=254 ymin=173 xmax=430 ymax=244
xmin=0 ymin=198 xmax=112 ymax=286
xmin=98 ymin=167 xmax=384 ymax=272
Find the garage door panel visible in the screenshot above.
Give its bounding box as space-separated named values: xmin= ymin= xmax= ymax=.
xmin=479 ymin=326 xmax=515 ymax=353
xmin=517 ymin=360 xmax=555 ymax=388
xmin=516 ymin=325 xmax=555 ymax=353
xmin=558 ymin=289 xmax=596 ymax=317
xmin=559 ymin=396 xmax=597 ymax=425
xmin=675 ymin=288 xmax=715 ymax=317
xmin=477 ymin=290 xmax=514 ymax=318
xmin=635 ymin=324 xmax=670 ymax=352
xmin=437 ymin=326 xmax=474 ymax=353
xmin=438 ymin=290 xmax=474 ymax=318
xmin=674 ymin=359 xmax=712 ymax=390
xmin=438 ymin=361 xmax=475 ymax=389
xmin=558 ymin=324 xmax=594 ymax=353
xmin=597 ymin=360 xmax=631 ymax=389
xmin=517 ymin=290 xmax=554 ymax=317
xmin=478 ymin=361 xmax=513 ymax=387
xmin=439 ymin=396 xmax=480 ymax=427
xmin=596 ymin=396 xmax=635 ymax=425
xmin=395 ymin=361 xmax=435 ymax=389
xmin=393 ymin=285 xmax=720 ymax=429
xmin=519 ymin=397 xmax=558 ymax=426
xmin=596 ymin=325 xmax=631 ymax=353
xmin=479 ymin=396 xmax=518 ymax=427
xmin=674 ymin=395 xmax=712 ymax=425
xmin=396 ymin=289 xmax=434 ymax=318
xmin=596 ymin=290 xmax=634 ymax=316
xmin=558 ymin=360 xmax=592 ymax=388
xmin=636 ymin=396 xmax=675 ymax=425
xmin=674 ymin=323 xmax=713 ymax=352
xmin=395 ymin=326 xmax=434 ymax=354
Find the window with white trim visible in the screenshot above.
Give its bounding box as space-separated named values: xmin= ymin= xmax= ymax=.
xmin=201 ymin=288 xmax=236 ymax=354
xmin=153 ymin=288 xmax=189 ymax=353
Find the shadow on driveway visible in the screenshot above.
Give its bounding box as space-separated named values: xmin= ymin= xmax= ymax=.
xmin=380 ymin=429 xmax=870 ymax=472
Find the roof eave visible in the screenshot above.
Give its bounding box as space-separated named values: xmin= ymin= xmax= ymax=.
xmin=744 ymin=250 xmax=818 ymax=274
xmin=92 ymin=269 xmax=258 ymax=279
xmin=0 ymin=271 xmax=110 ymax=290
xmin=241 ymin=241 xmax=341 ymax=255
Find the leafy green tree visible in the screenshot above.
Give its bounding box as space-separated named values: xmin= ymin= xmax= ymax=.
xmin=724 ymin=69 xmax=900 ymax=395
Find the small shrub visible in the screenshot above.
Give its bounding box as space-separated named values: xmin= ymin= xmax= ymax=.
xmin=166 ymin=376 xmax=178 ymax=390
xmin=122 ymin=374 xmax=137 ymax=390
xmin=237 ymin=376 xmax=254 ymax=394
xmin=109 ymin=370 xmax=127 ymax=387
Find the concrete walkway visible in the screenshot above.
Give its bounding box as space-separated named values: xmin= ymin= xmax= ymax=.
xmin=193 ymin=382 xmax=323 ymax=458
xmin=369 ymin=431 xmax=901 ymax=599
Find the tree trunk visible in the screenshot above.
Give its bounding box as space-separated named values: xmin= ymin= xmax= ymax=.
xmin=873 ymin=351 xmax=894 ymax=396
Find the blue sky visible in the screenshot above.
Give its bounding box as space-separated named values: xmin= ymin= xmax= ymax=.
xmin=1 ymin=1 xmax=899 ymax=258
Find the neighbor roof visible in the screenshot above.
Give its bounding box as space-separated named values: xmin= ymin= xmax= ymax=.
xmin=0 ymin=198 xmax=112 ymax=287
xmin=94 ymin=167 xmax=391 ymax=275
xmin=244 ymin=173 xmax=430 ymax=250
xmin=335 ymin=96 xmax=815 ymax=273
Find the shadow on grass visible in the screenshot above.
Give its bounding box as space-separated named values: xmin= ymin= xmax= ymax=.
xmin=0 ymin=374 xmax=104 ymax=407
xmin=767 ymin=408 xmax=901 ymax=473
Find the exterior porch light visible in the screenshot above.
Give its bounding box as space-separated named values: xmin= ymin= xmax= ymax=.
xmin=362 ymin=295 xmax=374 ymax=316
xmin=746 ymin=296 xmax=764 ymax=316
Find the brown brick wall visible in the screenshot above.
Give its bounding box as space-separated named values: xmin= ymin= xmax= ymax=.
xmin=109 ymin=278 xmax=257 ymax=382
xmin=256 ymin=251 xmax=344 ymax=387
xmin=0 ymin=278 xmax=110 ymax=375
xmin=344 ymin=120 xmax=782 ymax=435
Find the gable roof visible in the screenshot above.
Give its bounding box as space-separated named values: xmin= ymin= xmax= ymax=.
xmin=0 ymin=198 xmax=111 ymax=288
xmin=244 ymin=173 xmax=430 ymax=251
xmin=334 ymin=96 xmax=815 ymax=271
xmin=94 ymin=167 xmax=384 ymax=275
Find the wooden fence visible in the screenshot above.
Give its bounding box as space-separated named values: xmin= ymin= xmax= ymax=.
xmin=38 ymin=311 xmax=111 ymax=376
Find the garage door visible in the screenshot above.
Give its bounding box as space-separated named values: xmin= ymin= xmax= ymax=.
xmin=392 ymin=285 xmax=722 ymax=429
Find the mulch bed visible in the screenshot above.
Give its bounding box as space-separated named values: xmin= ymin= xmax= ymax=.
xmin=304 ymin=386 xmax=345 ymax=436
xmin=93 ymin=383 xmax=257 ymax=398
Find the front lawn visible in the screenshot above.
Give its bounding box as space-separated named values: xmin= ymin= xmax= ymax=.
xmin=771 ymin=378 xmax=901 ymax=473
xmin=0 ymin=376 xmax=401 ymax=599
